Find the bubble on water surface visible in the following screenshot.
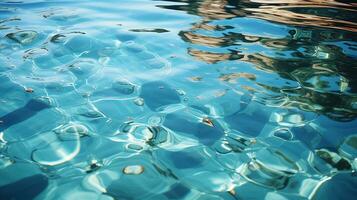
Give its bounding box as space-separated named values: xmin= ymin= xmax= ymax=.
xmin=273 ymin=128 xmax=294 ymax=141
xmin=31 ymin=127 xmax=81 ymax=166
xmin=133 ymin=97 xmax=144 ymax=106
xmin=123 ymin=165 xmax=144 ymax=175
xmin=127 ymin=144 xmax=143 ymax=151
xmin=31 ymin=138 xmax=80 ymax=166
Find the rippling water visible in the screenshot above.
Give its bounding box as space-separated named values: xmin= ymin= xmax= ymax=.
xmin=0 ymin=0 xmax=357 ymax=199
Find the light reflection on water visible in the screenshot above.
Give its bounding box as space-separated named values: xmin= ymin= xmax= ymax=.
xmin=0 ymin=0 xmax=356 ymax=199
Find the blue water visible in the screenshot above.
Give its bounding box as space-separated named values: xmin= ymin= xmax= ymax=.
xmin=0 ymin=0 xmax=357 ymax=199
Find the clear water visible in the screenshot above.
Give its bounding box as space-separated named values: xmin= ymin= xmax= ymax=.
xmin=0 ymin=0 xmax=357 ymax=199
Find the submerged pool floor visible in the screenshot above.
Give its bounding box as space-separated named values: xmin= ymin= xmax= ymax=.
xmin=0 ymin=0 xmax=357 ymax=199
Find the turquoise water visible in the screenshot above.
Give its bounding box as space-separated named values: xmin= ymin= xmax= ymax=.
xmin=0 ymin=0 xmax=357 ymax=199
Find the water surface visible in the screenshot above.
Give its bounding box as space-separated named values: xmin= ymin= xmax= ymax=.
xmin=0 ymin=0 xmax=357 ymax=199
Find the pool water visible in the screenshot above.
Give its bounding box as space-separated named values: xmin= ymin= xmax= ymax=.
xmin=0 ymin=0 xmax=357 ymax=199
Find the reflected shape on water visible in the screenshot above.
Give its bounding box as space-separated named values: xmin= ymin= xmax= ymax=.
xmin=291 ymin=66 xmax=350 ymax=93
xmin=0 ymin=98 xmax=51 ymax=132
xmin=219 ymin=72 xmax=256 ymax=83
xmin=129 ymin=28 xmax=170 ymax=33
xmin=0 ymin=174 xmax=48 ymax=200
xmin=158 ymin=0 xmax=357 ymax=122
xmin=315 ymin=148 xmax=352 ymax=171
